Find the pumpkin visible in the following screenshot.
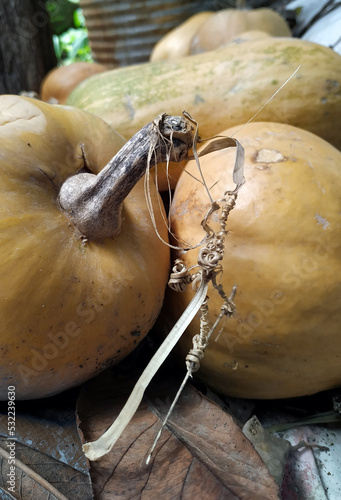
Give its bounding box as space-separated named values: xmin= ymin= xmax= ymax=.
xmin=40 ymin=61 xmax=107 ymax=104
xmin=190 ymin=8 xmax=291 ymax=54
xmin=164 ymin=121 xmax=341 ymax=399
xmin=227 ymin=30 xmax=272 ymax=45
xmin=67 ymin=37 xmax=341 ymax=155
xmin=150 ymin=11 xmax=213 ymax=62
xmin=0 ymin=95 xmax=195 ymax=400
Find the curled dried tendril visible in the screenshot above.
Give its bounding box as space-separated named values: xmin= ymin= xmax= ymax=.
xmin=168 ymin=259 xmax=193 ymax=293
xmin=185 ymin=298 xmax=210 ymax=374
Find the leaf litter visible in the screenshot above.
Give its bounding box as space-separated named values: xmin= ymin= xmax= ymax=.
xmin=76 ymin=342 xmax=281 ymax=500
xmin=0 ymin=390 xmax=92 ymax=500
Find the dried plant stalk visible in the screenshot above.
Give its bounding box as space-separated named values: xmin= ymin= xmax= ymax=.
xmin=83 ymin=278 xmax=208 ymax=461
xmin=82 ymin=112 xmax=245 ymax=461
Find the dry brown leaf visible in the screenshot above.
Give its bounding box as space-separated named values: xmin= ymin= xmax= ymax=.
xmin=77 ymin=365 xmax=280 ymax=500
xmin=0 ymin=393 xmax=92 ymax=500
xmin=0 ymin=485 xmax=17 ymax=499
xmin=242 ymin=415 xmax=290 ymax=487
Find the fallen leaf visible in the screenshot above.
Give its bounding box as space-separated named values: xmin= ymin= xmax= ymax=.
xmin=0 ymin=485 xmax=17 ymax=499
xmin=0 ymin=390 xmax=92 ymax=500
xmin=77 ymin=362 xmax=281 ymax=500
xmin=242 ymin=415 xmax=290 ymax=486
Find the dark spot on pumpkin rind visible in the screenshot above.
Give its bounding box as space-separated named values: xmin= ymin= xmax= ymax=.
xmin=130 ymin=330 xmax=141 ymax=337
xmin=324 ymin=79 xmax=339 ymax=92
xmin=194 ymin=94 xmax=205 ymax=104
xmin=94 ymin=355 xmax=119 ymax=373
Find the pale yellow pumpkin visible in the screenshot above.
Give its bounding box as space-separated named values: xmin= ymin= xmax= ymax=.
xmin=150 ymin=11 xmax=213 ymax=62
xmin=165 ymin=121 xmax=341 ymax=399
xmin=228 ymin=30 xmax=272 ymax=45
xmin=190 ymin=8 xmax=291 ymax=54
xmin=67 ymin=37 xmax=341 ymax=154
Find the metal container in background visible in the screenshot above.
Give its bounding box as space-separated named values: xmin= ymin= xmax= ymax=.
xmin=79 ymin=0 xmax=216 ymax=67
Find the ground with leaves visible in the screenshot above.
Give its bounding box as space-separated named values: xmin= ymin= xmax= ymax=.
xmin=1 ymin=335 xmax=340 ymax=499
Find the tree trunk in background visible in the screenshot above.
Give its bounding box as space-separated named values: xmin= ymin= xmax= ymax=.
xmin=0 ymin=0 xmax=57 ymax=94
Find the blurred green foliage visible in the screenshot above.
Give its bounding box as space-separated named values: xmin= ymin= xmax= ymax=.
xmin=47 ymin=0 xmax=93 ymax=65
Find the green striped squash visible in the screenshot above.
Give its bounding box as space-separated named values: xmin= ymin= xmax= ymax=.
xmin=68 ymin=37 xmax=341 ymax=150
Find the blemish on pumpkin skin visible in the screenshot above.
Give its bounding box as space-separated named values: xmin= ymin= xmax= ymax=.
xmin=255 ymin=164 xmax=270 ymax=171
xmin=123 ymin=94 xmax=135 ymax=121
xmin=194 ymin=94 xmax=205 ymax=104
xmin=323 ymin=79 xmax=339 ymax=92
xmin=253 ymin=201 xmax=260 ymax=218
xmin=254 ymin=148 xmax=286 ymax=164
xmin=130 ymin=330 xmax=141 ymax=337
xmin=315 ymin=214 xmax=330 ymax=230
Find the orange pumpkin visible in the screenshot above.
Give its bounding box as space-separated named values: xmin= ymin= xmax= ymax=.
xmin=40 ymin=61 xmax=107 ymax=104
xmin=0 ymin=96 xmax=195 ymax=400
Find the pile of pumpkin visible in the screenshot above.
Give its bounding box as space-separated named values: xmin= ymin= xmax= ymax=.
xmin=1 ymin=5 xmax=341 ymax=401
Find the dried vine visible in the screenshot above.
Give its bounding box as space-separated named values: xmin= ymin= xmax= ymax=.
xmin=146 ymin=187 xmax=243 ymax=463
xmin=82 ymin=113 xmax=245 ymax=462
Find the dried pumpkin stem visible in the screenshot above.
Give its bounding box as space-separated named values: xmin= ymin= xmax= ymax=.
xmin=58 ymin=113 xmax=194 ymax=240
